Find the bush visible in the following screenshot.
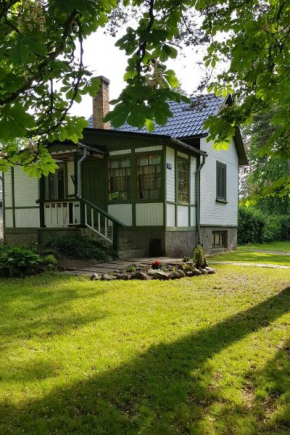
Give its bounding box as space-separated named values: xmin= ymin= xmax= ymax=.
xmin=192 ymin=245 xmax=207 ymax=269
xmin=46 ymin=235 xmax=114 ymax=261
xmin=238 ymin=206 xmax=290 ymax=244
xmin=238 ymin=207 xmax=265 ymax=244
xmin=264 ymin=215 xmax=290 ymax=242
xmin=0 ymin=245 xmax=42 ymax=277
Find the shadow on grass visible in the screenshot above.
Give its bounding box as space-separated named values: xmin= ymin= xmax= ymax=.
xmin=1 ymin=286 xmax=290 ymax=433
xmin=0 ymin=275 xmax=109 ymax=353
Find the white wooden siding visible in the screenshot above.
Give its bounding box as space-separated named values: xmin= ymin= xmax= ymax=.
xmin=135 ymin=145 xmax=163 ymax=153
xmin=14 ymin=167 xmax=39 ymax=207
xmin=177 ymin=205 xmax=189 ymax=227
xmin=200 ymin=137 xmax=239 ymax=226
xmin=15 ymin=209 xmax=40 ymax=228
xmin=166 ymin=147 xmax=175 ymax=202
xmin=67 ymin=161 xmax=75 ymax=196
xmin=4 ymin=170 xmax=12 ymax=207
xmin=136 ymin=203 xmax=163 ymax=226
xmin=166 ymin=203 xmax=175 ymax=227
xmin=190 ymin=156 xmax=197 ymax=205
xmin=108 ymin=204 xmax=133 ymax=226
xmin=4 ymin=209 xmax=13 ymax=228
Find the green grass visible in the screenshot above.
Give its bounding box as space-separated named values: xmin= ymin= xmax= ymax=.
xmin=209 ymin=244 xmax=290 ymax=266
xmin=238 ymin=241 xmax=290 ymax=252
xmin=1 ymin=268 xmax=290 ymax=434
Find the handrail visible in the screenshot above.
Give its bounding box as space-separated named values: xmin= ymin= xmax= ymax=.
xmin=81 ymin=198 xmax=125 ymax=228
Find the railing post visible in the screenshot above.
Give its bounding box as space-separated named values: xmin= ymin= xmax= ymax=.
xmin=113 ymin=222 xmax=119 ymax=253
xmin=80 ymin=200 xmax=85 ymax=227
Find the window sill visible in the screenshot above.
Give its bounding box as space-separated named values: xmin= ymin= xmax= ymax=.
xmin=216 ymin=199 xmax=228 ymax=204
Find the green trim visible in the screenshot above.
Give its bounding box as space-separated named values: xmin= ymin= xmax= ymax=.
xmin=166 ymin=227 xmax=196 ymax=232
xmin=5 ymin=206 xmax=39 ymax=210
xmin=11 ymin=167 xmax=15 ymax=228
xmin=200 ymin=225 xmax=238 ymax=229
xmin=216 ymin=161 xmax=227 ymax=202
xmin=4 ymin=228 xmax=38 ymax=234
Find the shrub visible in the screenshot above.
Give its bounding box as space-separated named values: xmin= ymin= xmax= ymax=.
xmin=126 ymin=265 xmax=136 ymax=273
xmin=0 ymin=245 xmax=42 ymax=277
xmin=46 ymin=235 xmax=113 ymax=261
xmin=263 ymin=215 xmax=290 ymax=242
xmin=238 ymin=207 xmax=265 ymax=244
xmin=192 ymin=245 xmax=207 ymax=269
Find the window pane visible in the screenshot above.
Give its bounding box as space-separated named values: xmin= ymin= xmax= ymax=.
xmin=108 ymin=158 xmax=131 ymax=201
xmin=150 ymin=155 xmax=161 ymax=165
xmin=137 ymin=154 xmax=161 ymax=200
xmin=177 ymin=157 xmax=189 ymax=203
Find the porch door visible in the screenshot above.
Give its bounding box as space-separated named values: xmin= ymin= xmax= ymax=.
xmin=82 ymin=158 xmax=106 ymax=210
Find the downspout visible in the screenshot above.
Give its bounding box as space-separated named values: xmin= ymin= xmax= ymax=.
xmin=76 ymin=146 xmax=87 ymax=198
xmin=196 ymin=154 xmax=206 ymax=245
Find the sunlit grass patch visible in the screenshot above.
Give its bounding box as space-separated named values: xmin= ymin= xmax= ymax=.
xmin=0 ymin=267 xmax=290 ymax=434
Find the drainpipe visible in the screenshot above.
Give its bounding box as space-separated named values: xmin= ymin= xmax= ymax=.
xmin=196 ymin=154 xmax=206 ymax=245
xmin=76 ymin=146 xmax=87 ymax=199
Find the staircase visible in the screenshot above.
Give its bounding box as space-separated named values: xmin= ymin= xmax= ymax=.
xmin=118 ymin=237 xmax=145 ymax=259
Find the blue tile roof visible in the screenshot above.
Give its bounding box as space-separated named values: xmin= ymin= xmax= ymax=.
xmin=88 ymin=94 xmax=224 ymax=138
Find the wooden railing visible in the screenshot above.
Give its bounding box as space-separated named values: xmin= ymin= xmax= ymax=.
xmin=43 ymin=200 xmax=81 ymax=228
xmin=81 ymin=198 xmax=125 ymax=252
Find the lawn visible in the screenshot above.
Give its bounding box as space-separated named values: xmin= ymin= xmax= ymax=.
xmin=239 ymin=241 xmax=290 ymax=252
xmin=208 ymin=243 xmax=290 ymax=266
xmin=0 ymin=267 xmax=290 ymax=434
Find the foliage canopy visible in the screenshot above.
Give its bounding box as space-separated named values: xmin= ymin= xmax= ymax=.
xmin=0 ymin=0 xmax=289 ymax=198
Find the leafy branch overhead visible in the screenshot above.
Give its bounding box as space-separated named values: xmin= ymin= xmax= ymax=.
xmin=0 ymin=0 xmax=289 ymax=199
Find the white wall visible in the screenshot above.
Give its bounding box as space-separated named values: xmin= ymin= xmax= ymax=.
xmin=166 ymin=146 xmax=175 ymax=203
xmin=4 ymin=167 xmax=40 ymax=228
xmin=3 ymin=169 xmax=12 ymax=207
xmin=67 ymin=161 xmax=75 ymax=196
xmin=200 ymin=138 xmax=239 ymax=226
xmin=136 ymin=203 xmax=163 ymax=226
xmin=14 ymin=167 xmax=39 ymax=207
xmin=108 ymin=204 xmax=133 ymax=226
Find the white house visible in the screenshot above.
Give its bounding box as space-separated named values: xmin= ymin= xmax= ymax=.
xmin=1 ymin=77 xmax=247 ymax=257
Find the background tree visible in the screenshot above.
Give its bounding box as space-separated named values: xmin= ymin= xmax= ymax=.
xmin=0 ymin=0 xmax=112 ymax=176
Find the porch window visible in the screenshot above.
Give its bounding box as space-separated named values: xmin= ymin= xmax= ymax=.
xmin=137 ymin=154 xmax=161 ymax=200
xmin=44 ymin=163 xmax=66 ymax=200
xmin=108 ymin=158 xmax=131 ymax=201
xmin=177 ymin=156 xmax=189 ymax=203
xmin=216 ymin=162 xmax=227 ymax=202
xmin=212 ymin=231 xmax=227 ymax=248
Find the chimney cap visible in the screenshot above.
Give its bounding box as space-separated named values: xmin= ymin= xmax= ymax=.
xmin=96 ymin=75 xmax=110 ymax=85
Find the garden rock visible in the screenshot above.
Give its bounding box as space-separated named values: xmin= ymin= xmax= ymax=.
xmin=130 ymin=271 xmax=149 ymax=280
xmin=101 ymin=274 xmax=116 ymax=281
xmin=115 ymin=273 xmax=130 ymax=280
xmin=205 ymin=267 xmax=216 ymax=274
xmin=185 ymin=270 xmax=194 ymax=277
xmin=148 ymin=268 xmax=158 ymax=276
xmin=168 ymin=269 xmax=185 ymax=279
xmin=192 ymin=268 xmax=202 ymax=276
xmin=90 ymin=273 xmax=100 ymax=281
xmin=200 ymin=268 xmax=209 ymax=275
xmin=152 ymin=270 xmax=169 ymax=280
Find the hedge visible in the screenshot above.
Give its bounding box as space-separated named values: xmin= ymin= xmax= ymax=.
xmin=238 ymin=207 xmax=290 ymax=244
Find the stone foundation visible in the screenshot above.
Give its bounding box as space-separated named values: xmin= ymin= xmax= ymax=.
xmin=200 ymin=227 xmax=237 ymax=255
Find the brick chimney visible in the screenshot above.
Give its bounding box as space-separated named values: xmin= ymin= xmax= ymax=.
xmin=92 ymin=76 xmax=110 ymax=129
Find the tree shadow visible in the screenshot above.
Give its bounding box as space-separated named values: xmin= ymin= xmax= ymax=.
xmin=1 ymin=286 xmax=290 ymax=433
xmin=0 ymin=275 xmax=110 ymax=354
